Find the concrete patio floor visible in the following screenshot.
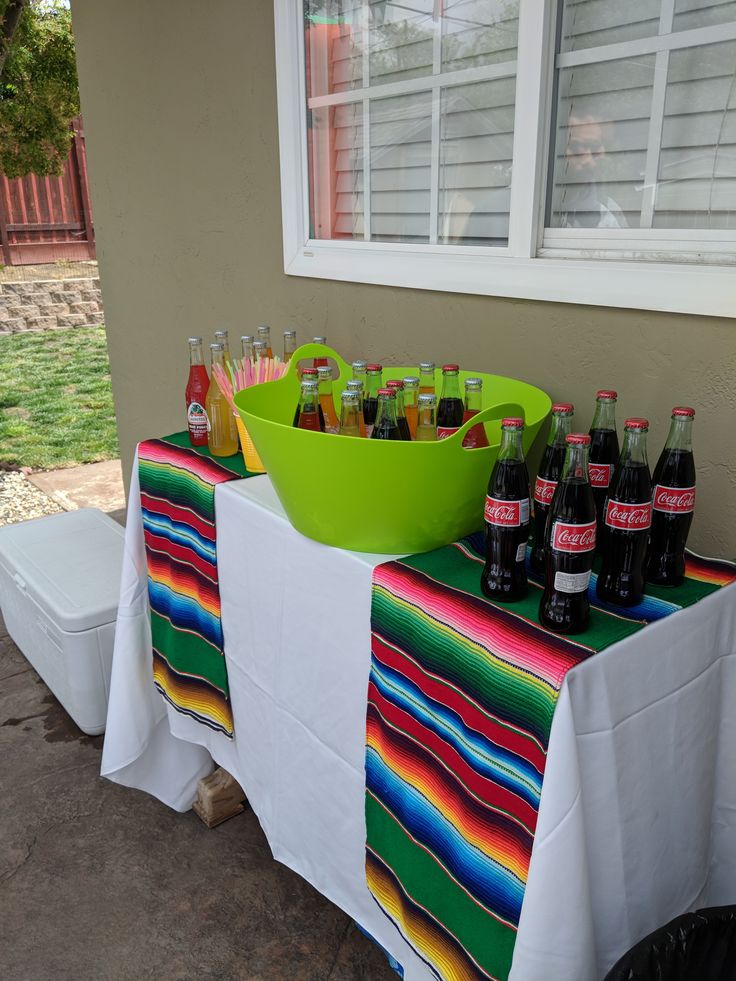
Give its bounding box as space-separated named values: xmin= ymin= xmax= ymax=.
xmin=0 ymin=615 xmax=396 ymax=980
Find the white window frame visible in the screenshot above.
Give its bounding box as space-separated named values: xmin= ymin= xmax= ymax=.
xmin=273 ymin=0 xmax=736 ymax=318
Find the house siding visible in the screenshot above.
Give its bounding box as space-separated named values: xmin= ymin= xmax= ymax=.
xmin=71 ymin=0 xmax=736 ymax=558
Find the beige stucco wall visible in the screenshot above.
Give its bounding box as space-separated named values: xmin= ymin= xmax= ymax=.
xmin=72 ymin=0 xmax=735 ymax=558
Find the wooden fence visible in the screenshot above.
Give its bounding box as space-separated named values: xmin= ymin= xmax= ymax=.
xmin=0 ymin=117 xmax=95 ymax=266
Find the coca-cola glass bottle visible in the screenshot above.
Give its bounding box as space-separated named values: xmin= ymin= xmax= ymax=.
xmin=371 ymin=389 xmax=401 ymax=440
xmin=363 ymin=364 xmax=383 ymax=434
xmin=596 ymin=418 xmax=652 ymax=607
xmin=481 ymin=418 xmax=530 ymax=602
xmin=538 ymin=434 xmax=597 ymax=634
xmin=437 ymin=364 xmax=464 ymax=439
xmin=531 ymin=402 xmax=574 ymax=573
xmin=589 ymin=390 xmax=619 ymax=549
xmin=646 ymin=407 xmax=696 ymax=586
xmin=387 ymin=380 xmax=412 ymax=440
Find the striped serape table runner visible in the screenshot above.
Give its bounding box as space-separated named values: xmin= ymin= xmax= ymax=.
xmin=365 ymin=533 xmax=736 ymax=981
xmin=138 ymin=432 xmax=253 ymax=737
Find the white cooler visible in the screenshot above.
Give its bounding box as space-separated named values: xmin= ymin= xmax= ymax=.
xmin=0 ymin=508 xmax=125 ymax=735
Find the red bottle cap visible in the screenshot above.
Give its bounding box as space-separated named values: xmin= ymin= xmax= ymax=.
xmin=552 ymin=402 xmax=574 ymax=414
xmin=386 ymin=379 xmax=404 ymax=388
xmin=502 ymin=417 xmax=524 ymax=428
xmin=566 ymin=433 xmax=591 ymax=445
xmin=302 ymin=367 xmax=318 ymax=376
xmin=625 ymin=417 xmax=649 ymax=430
xmin=377 ymin=388 xmax=396 ymax=397
xmin=596 ymin=390 xmax=618 ymax=400
xmin=672 ymin=406 xmax=695 ymax=417
xmin=442 ymin=364 xmax=459 ymax=372
xmin=366 ymin=363 xmax=383 ymax=372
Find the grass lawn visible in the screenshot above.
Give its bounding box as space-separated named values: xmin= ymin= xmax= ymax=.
xmin=0 ymin=327 xmax=119 ymax=470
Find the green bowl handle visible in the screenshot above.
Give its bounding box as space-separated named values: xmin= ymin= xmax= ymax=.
xmin=286 ymin=343 xmax=353 ymax=386
xmin=444 ymin=401 xmax=526 ymax=445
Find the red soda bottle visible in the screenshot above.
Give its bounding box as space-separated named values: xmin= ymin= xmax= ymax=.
xmin=481 ymin=418 xmax=530 ymax=602
xmin=531 ymin=403 xmax=574 ymax=573
xmin=437 ymin=365 xmax=464 ymax=439
xmin=646 ymin=407 xmax=696 ymax=586
xmin=589 ymin=390 xmax=619 ymax=549
xmin=185 ymin=336 xmax=210 ymax=447
xmin=461 ymin=378 xmax=489 ymax=448
xmin=312 ymin=336 xmax=328 ymax=368
xmin=294 ymin=379 xmax=325 ymax=432
xmin=596 ymin=418 xmax=652 ymax=606
xmin=538 ymin=434 xmax=597 ymax=633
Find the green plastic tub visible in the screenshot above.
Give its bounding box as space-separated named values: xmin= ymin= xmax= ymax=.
xmin=234 ymin=343 xmax=551 ymax=554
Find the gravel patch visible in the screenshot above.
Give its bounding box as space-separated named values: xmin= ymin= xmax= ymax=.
xmin=0 ymin=471 xmax=63 ymax=527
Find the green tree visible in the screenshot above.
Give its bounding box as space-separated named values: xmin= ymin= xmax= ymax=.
xmin=0 ymin=0 xmax=79 ymax=178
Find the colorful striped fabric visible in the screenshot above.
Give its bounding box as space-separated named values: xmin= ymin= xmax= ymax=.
xmin=366 ymin=534 xmax=736 ymax=981
xmin=138 ymin=432 xmax=252 ymax=737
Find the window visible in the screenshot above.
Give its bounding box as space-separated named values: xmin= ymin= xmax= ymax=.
xmin=274 ymin=0 xmax=736 ymax=316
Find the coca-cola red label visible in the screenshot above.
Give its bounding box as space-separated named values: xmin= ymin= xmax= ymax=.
xmin=534 ymin=476 xmax=557 ymax=506
xmin=605 ymin=499 xmax=652 ymax=531
xmin=485 ymin=496 xmax=529 ymax=527
xmin=437 ymin=426 xmax=459 ymax=440
xmin=552 ymin=520 xmax=597 ymax=553
xmin=589 ymin=463 xmax=613 ymax=488
xmin=653 ymin=485 xmax=696 ymax=514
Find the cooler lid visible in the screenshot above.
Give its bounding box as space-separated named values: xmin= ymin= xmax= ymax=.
xmin=0 ymin=508 xmax=125 ymax=633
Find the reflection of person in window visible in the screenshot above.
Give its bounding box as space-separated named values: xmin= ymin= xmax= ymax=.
xmin=557 ymin=115 xmax=628 ymax=229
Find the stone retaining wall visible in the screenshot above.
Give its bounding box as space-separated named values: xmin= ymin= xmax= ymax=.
xmin=0 ymin=278 xmax=104 ymax=334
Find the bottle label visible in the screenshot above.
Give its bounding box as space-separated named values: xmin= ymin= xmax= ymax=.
xmin=653 ymin=485 xmax=696 ymax=514
xmin=552 ymin=519 xmax=597 ymax=553
xmin=516 ymin=542 xmax=527 ymax=563
xmin=534 ymin=476 xmax=557 ymax=506
xmin=187 ymin=401 xmax=210 ymax=437
xmin=605 ymin=499 xmax=652 ymax=531
xmin=437 ymin=426 xmax=459 ymax=440
xmin=589 ymin=463 xmax=613 ymax=488
xmin=484 ymin=496 xmax=530 ymax=527
xmin=554 ymin=569 xmax=591 ymax=594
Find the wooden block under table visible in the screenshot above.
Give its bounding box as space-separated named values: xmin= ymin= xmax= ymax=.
xmin=192 ymin=766 xmax=248 ymax=828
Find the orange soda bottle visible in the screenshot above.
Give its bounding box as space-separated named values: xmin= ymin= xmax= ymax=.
xmin=257 ymin=325 xmax=273 ymax=359
xmin=403 ymin=376 xmax=419 ymax=439
xmin=317 ymin=365 xmax=340 ymax=433
xmin=419 ymin=362 xmax=436 ymax=395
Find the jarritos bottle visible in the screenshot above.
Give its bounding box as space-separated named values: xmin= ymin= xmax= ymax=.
xmin=538 ymin=434 xmax=597 ymax=634
xmin=461 ymin=378 xmax=489 ymax=449
xmin=185 ymin=336 xmax=210 ymax=447
xmin=363 ymin=364 xmax=383 ymax=436
xmin=596 ymin=418 xmax=652 ymax=607
xmin=403 ymin=376 xmax=419 ymax=438
xmin=206 ymin=343 xmax=238 ymax=456
xmin=419 ymin=362 xmax=436 ymax=396
xmin=257 ymin=325 xmax=273 ymax=359
xmin=283 ymin=330 xmax=297 ymax=362
xmin=646 ymin=407 xmax=696 ymax=586
xmin=415 ymin=393 xmax=437 ymax=441
xmin=531 ymin=403 xmax=574 ymax=573
xmin=370 ymin=389 xmax=401 ymax=440
xmin=338 ymin=390 xmax=361 ymax=437
xmin=294 ymin=379 xmax=325 ymax=432
xmin=241 ymin=335 xmax=254 ymax=362
xmin=481 ymin=418 xmax=530 ymax=602
xmin=386 ymin=380 xmax=412 ymax=440
xmin=317 ymin=365 xmax=340 ymax=434
xmin=346 ymin=379 xmax=367 ymax=437
xmin=437 ymin=364 xmax=464 ymax=439
xmin=589 ymin=390 xmax=619 ymax=547
xmin=312 ymin=336 xmax=328 ymax=368
xmin=214 ymin=330 xmax=234 ymax=371
xmin=293 ymin=369 xmax=325 ymax=429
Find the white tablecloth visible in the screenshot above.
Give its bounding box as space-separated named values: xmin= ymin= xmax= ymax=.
xmin=102 ymin=465 xmax=736 ymax=981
